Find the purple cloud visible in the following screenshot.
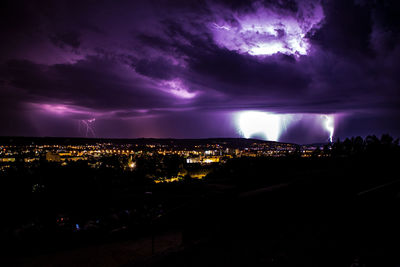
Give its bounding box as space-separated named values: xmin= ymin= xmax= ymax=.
xmin=0 ymin=0 xmax=399 ymax=142
xmin=209 ymin=0 xmax=324 ymax=56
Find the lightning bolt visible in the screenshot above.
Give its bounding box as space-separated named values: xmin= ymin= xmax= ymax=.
xmin=212 ymin=23 xmax=231 ymax=31
xmin=79 ymin=118 xmax=96 ymax=137
xmin=322 ymin=115 xmax=334 ymax=142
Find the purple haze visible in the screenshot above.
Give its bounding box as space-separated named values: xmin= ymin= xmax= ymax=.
xmin=0 ymin=0 xmax=400 ymax=143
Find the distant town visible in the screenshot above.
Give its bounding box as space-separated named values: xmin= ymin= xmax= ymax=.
xmin=1 ymin=135 xmax=400 ymax=266
xmin=0 ymin=137 xmax=323 ymax=182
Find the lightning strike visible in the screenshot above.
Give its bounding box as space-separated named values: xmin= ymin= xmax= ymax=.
xmin=212 ymin=23 xmax=231 ymax=31
xmin=236 ymin=111 xmax=283 ymax=141
xmin=322 ymin=115 xmax=334 ymax=142
xmin=79 ymin=118 xmax=96 ymax=137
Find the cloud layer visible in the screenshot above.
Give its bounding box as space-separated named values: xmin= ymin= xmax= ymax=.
xmin=1 ymin=0 xmax=399 ymax=142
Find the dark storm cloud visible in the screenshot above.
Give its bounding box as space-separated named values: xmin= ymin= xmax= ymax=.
xmin=134 ymin=57 xmax=179 ymax=80
xmin=312 ymin=0 xmax=373 ymax=57
xmin=0 ymin=0 xmax=399 ymax=140
xmin=49 ymin=31 xmax=81 ymax=49
xmin=3 ymin=56 xmax=182 ymax=111
xmin=187 ymin=48 xmax=311 ymax=95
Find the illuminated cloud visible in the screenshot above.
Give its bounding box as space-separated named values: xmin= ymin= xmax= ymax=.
xmin=40 ymin=104 xmax=73 ymax=114
xmin=33 ymin=103 xmax=85 ymax=115
xmin=161 ymin=79 xmax=197 ymax=99
xmin=31 ymin=103 xmax=101 ymax=120
xmin=209 ymin=1 xmax=324 ymax=57
xmin=236 ymin=111 xmax=286 ymax=141
xmin=236 ymin=111 xmax=337 ymax=142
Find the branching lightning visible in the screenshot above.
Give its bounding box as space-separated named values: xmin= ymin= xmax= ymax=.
xmin=79 ymin=118 xmax=96 ymax=137
xmin=212 ymin=23 xmax=231 ymax=31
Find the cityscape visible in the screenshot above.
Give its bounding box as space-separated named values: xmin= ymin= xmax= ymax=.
xmin=1 ymin=135 xmax=400 ymax=266
xmin=0 ymin=137 xmax=309 ymax=174
xmin=0 ymin=137 xmax=314 ymax=185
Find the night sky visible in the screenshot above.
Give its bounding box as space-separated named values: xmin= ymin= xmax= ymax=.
xmin=1 ymin=0 xmax=399 ymax=143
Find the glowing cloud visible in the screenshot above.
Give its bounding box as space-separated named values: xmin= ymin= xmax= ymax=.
xmin=209 ymin=1 xmax=324 ymax=57
xmin=236 ymin=111 xmax=337 ymax=143
xmin=39 ymin=104 xmax=74 ymax=114
xmin=31 ymin=103 xmax=103 ymax=118
xmin=237 ymin=111 xmax=283 ymax=141
xmin=161 ymin=79 xmax=197 ymax=99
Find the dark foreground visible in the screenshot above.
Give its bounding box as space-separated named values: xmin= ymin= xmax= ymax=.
xmin=6 ymin=176 xmax=400 ymax=267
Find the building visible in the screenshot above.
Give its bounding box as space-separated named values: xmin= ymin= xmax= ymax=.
xmin=46 ymin=152 xmax=61 ymax=162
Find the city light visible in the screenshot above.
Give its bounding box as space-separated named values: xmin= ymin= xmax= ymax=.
xmin=129 ymin=162 xmax=136 ymax=169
